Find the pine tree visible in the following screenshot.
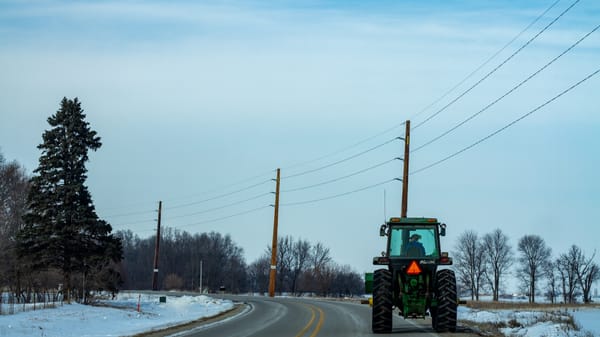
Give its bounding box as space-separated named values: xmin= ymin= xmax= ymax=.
xmin=17 ymin=97 xmax=122 ymax=302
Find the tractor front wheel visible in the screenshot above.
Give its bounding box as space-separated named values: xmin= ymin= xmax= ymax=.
xmin=372 ymin=268 xmax=393 ymax=333
xmin=433 ymin=269 xmax=457 ymax=332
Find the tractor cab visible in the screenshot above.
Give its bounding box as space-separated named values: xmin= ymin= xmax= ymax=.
xmin=389 ymin=223 xmax=438 ymax=258
xmin=373 ymin=217 xmax=451 ymax=266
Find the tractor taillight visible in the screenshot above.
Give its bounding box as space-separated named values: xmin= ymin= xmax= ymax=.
xmin=373 ymin=256 xmax=390 ymax=265
xmin=439 ymin=252 xmax=453 ymax=265
xmin=406 ymin=260 xmax=422 ymax=275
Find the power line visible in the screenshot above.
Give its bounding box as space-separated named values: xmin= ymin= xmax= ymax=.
xmin=411 ymin=67 xmax=599 ymax=176
xmin=171 ymin=205 xmax=271 ymax=229
xmin=281 ymin=122 xmax=406 ymax=172
xmin=408 ymin=0 xmax=562 ymax=122
xmin=412 ymin=22 xmax=600 ymax=153
xmin=99 ymin=2 xmax=564 ymax=216
xmin=281 ymin=157 xmax=402 ymax=193
xmin=281 ymin=178 xmax=401 ymax=206
xmin=104 ymin=208 xmax=156 ymax=219
xmin=162 ymin=169 xmax=275 ymax=203
xmin=101 ymin=1 xmax=578 ymax=226
xmin=111 ymin=218 xmax=156 ymax=229
xmin=412 ymin=0 xmax=580 ymax=131
xmin=164 ymin=192 xmax=272 ymax=220
xmin=164 ymin=179 xmax=272 ymax=210
xmin=283 ymin=137 xmax=402 ymax=179
xmin=278 ymin=1 xmax=563 ymax=175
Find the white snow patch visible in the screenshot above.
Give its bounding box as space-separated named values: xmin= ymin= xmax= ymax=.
xmin=0 ymin=293 xmax=233 ymax=337
xmin=459 ymin=306 xmax=600 ymax=337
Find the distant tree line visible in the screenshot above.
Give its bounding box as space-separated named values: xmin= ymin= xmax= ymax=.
xmin=249 ymin=236 xmax=364 ymax=297
xmin=116 ymin=228 xmax=247 ymax=293
xmin=117 ymin=230 xmax=364 ymax=297
xmin=454 ymin=228 xmax=600 ymax=304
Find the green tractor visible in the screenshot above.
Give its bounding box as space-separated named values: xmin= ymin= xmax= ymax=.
xmin=366 ymin=217 xmax=457 ymax=333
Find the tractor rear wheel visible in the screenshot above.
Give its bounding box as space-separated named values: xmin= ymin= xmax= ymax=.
xmin=433 ymin=269 xmax=457 ymax=332
xmin=372 ymin=268 xmax=392 ymax=333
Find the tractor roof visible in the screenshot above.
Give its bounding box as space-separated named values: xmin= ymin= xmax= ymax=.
xmin=388 ymin=217 xmax=439 ymax=224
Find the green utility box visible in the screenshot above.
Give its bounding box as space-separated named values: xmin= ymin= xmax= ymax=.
xmin=365 ymin=272 xmax=374 ymax=294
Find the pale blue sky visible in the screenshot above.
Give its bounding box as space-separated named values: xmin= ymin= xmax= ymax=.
xmin=1 ymin=0 xmax=599 ymax=292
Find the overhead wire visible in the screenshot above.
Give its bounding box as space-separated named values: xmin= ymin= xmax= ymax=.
xmin=164 ymin=192 xmax=272 ymax=220
xmin=281 ymin=178 xmax=401 ymax=206
xmin=164 ymin=178 xmax=272 ymax=210
xmin=104 ymin=208 xmax=156 ymax=219
xmin=282 ymin=136 xmax=402 ymax=179
xmin=108 ymin=1 xmax=586 ymax=233
xmin=111 ymin=218 xmax=156 ymax=230
xmin=170 ymin=205 xmax=272 ymax=229
xmin=161 ymin=169 xmax=275 ymax=203
xmin=412 ymin=22 xmax=600 ymax=153
xmin=101 ymin=1 xmax=567 ymax=220
xmin=411 ymin=0 xmax=580 ymax=131
xmin=411 ymin=67 xmax=600 ymax=176
xmin=107 ymin=179 xmax=273 ymax=230
xmin=280 ymin=122 xmax=406 ymax=172
xmin=281 ymin=157 xmax=402 ymax=193
xmin=408 ymin=0 xmax=562 ymax=122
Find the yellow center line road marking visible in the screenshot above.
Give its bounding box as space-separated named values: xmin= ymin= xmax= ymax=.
xmin=309 ymin=307 xmax=325 ymax=337
xmin=294 ymin=305 xmax=316 ymax=337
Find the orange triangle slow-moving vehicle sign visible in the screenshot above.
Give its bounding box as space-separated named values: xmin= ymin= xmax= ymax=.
xmin=406 ymin=260 xmax=422 ymax=275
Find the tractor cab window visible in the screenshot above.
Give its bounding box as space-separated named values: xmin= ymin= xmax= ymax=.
xmin=388 ymin=226 xmax=439 ymax=258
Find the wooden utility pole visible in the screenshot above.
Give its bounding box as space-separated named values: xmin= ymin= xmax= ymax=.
xmin=268 ymin=168 xmax=281 ymax=297
xmin=152 ymin=201 xmax=162 ymax=291
xmin=401 ymin=121 xmax=410 ymax=218
xmin=199 ymin=260 xmax=203 ymax=293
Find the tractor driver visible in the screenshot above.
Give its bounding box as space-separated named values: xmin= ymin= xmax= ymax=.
xmin=405 ymin=233 xmax=426 ymax=257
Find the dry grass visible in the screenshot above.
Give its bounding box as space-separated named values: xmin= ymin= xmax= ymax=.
xmin=463 ymin=300 xmax=598 ymax=311
xmin=459 ymin=300 xmax=599 ymax=336
xmin=458 ymin=320 xmax=506 ymax=337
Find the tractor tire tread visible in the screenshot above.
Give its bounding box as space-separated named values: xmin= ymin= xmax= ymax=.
xmin=372 ymin=269 xmax=393 ymax=333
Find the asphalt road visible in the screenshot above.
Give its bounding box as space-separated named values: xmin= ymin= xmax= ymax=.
xmin=177 ymin=295 xmax=478 ymax=337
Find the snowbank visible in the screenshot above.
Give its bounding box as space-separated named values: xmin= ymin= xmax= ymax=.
xmin=0 ymin=293 xmax=234 ymax=337
xmin=459 ymin=306 xmax=600 ymax=337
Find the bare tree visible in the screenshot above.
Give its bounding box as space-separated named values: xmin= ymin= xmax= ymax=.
xmin=517 ymin=235 xmax=552 ymax=303
xmin=570 ymin=246 xmax=600 ymax=303
xmin=290 ymin=239 xmax=311 ymax=295
xmin=276 ymin=236 xmax=293 ymax=293
xmin=543 ymin=260 xmax=559 ymax=303
xmin=481 ymin=229 xmax=513 ymax=301
xmin=580 ymin=263 xmax=600 ymax=303
xmin=0 ymin=153 xmax=30 ymax=291
xmin=310 ymin=242 xmax=332 ymax=272
xmin=453 ymin=230 xmax=485 ymax=300
xmin=248 ymin=256 xmax=270 ymax=294
xmin=557 ymin=249 xmax=579 ymax=303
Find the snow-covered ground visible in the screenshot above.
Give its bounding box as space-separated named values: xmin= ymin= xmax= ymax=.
xmin=459 ymin=305 xmax=600 ymax=337
xmin=0 ymin=293 xmax=233 ymax=337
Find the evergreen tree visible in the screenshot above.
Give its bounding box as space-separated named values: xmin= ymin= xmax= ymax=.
xmin=17 ymin=97 xmax=122 ymax=302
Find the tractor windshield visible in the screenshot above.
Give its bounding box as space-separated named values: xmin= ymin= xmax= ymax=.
xmin=388 ymin=226 xmax=439 ymax=258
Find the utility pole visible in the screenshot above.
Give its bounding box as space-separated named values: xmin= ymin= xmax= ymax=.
xmin=152 ymin=201 xmax=162 ymax=291
xmin=199 ymin=260 xmax=203 ymax=293
xmin=268 ymin=168 xmax=281 ymax=298
xmin=401 ymin=120 xmax=410 ymax=218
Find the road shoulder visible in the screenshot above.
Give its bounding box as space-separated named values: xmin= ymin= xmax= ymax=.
xmin=132 ymin=303 xmax=248 ymax=337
